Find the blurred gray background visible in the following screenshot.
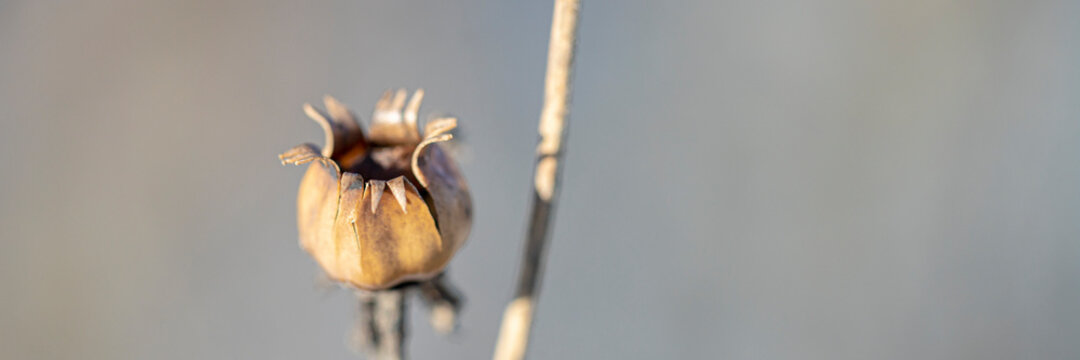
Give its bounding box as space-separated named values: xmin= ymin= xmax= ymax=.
xmin=2 ymin=1 xmax=1078 ymax=359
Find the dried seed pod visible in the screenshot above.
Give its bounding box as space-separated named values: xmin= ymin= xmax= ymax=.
xmin=280 ymin=89 xmax=471 ymax=290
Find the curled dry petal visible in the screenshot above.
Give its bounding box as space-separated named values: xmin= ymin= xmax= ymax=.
xmin=281 ymin=90 xmax=471 ymax=290
xmin=412 ymin=141 xmax=471 ymax=256
xmin=404 ymin=89 xmax=424 ymax=128
xmin=279 ymin=143 xmax=323 ymax=166
xmin=424 ymin=117 xmax=457 ymax=139
xmin=411 ymin=133 xmax=452 ymax=188
xmin=304 ymin=97 xmax=366 ymax=158
xmin=368 ymin=89 xmax=422 ymax=145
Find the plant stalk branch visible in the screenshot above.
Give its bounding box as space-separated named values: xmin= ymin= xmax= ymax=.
xmin=493 ymin=0 xmax=581 ymax=359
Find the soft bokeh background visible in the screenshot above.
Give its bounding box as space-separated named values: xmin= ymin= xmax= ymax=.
xmin=2 ymin=1 xmax=1078 ymax=359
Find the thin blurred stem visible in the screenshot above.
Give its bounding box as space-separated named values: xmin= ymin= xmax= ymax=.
xmin=352 ymin=274 xmax=461 ymax=360
xmin=351 ymin=289 xmax=406 ymax=360
xmin=493 ymin=0 xmax=581 ymax=359
xmin=374 ymin=290 xmax=406 ymax=360
xmin=352 ymin=291 xmax=379 ymax=355
xmin=417 ymin=273 xmax=463 ymax=334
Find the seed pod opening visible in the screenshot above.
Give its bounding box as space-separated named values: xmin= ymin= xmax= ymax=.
xmin=280 ymin=89 xmax=471 ymax=290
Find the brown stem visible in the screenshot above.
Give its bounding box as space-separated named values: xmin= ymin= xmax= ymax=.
xmin=374 ymin=290 xmax=406 ymax=360
xmin=351 ymin=290 xmax=379 ymax=356
xmin=417 ymin=273 xmax=463 ymax=334
xmin=493 ymin=0 xmax=581 ymax=359
xmin=351 ymin=273 xmax=463 ymax=360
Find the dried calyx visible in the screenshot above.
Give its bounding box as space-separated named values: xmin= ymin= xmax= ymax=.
xmin=279 ymin=89 xmax=471 ymax=290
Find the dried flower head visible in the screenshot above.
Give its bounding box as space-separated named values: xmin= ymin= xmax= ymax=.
xmin=279 ymin=89 xmax=471 ymax=290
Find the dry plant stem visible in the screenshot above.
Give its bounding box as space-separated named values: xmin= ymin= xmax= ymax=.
xmin=494 ymin=0 xmax=581 ymax=359
xmin=374 ymin=290 xmax=406 ymax=360
xmin=352 ymin=274 xmax=462 ymax=360
xmin=353 ymin=291 xmax=379 ymax=355
xmin=352 ymin=289 xmax=406 ymax=360
xmin=416 ymin=273 xmax=463 ymax=334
